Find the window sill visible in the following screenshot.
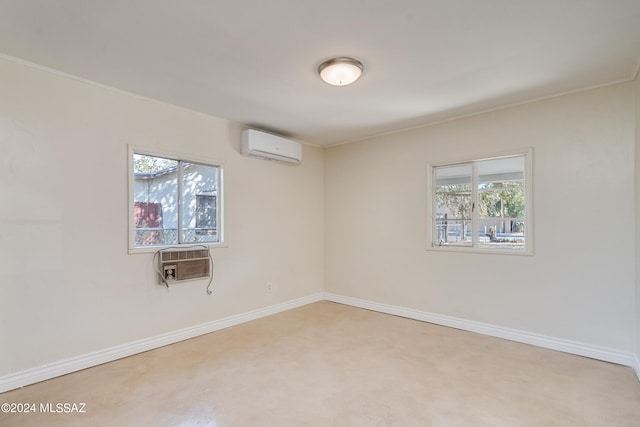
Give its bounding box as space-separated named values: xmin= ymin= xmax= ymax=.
xmin=426 ymin=244 xmax=533 ymax=256
xmin=128 ymin=242 xmax=228 ymax=255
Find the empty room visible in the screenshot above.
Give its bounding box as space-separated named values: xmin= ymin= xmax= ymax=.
xmin=1 ymin=1 xmax=640 ymax=426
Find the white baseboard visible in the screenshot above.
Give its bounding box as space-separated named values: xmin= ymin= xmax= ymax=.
xmin=324 ymin=293 xmax=637 ymax=368
xmin=0 ymin=293 xmax=324 ymax=393
xmin=2 ymin=291 xmax=637 ymax=393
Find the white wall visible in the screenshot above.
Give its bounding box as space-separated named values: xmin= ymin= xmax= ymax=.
xmin=0 ymin=57 xmax=325 ymax=377
xmin=325 ymin=82 xmax=637 ymax=352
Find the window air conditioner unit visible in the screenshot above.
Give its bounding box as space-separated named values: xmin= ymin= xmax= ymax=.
xmin=241 ymin=129 xmax=302 ymax=164
xmin=158 ymin=248 xmax=210 ymax=285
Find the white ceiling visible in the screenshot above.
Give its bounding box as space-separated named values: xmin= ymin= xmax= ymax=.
xmin=1 ymin=1 xmax=639 ymax=146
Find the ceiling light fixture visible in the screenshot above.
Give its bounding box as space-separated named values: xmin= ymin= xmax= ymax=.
xmin=318 ymin=57 xmax=364 ymax=86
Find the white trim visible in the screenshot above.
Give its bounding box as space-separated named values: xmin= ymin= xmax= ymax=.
xmin=128 ymin=145 xmax=226 ymax=253
xmin=2 ymin=292 xmax=636 ymax=393
xmin=0 ymin=293 xmax=323 ymax=393
xmin=0 ymin=54 xmax=318 ymax=148
xmin=324 ymin=80 xmax=636 ymax=148
xmin=324 ymin=293 xmax=636 ymax=368
xmin=426 ymin=148 xmax=534 ymax=256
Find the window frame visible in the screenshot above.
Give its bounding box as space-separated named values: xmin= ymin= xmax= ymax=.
xmin=128 ymin=145 xmax=225 ymax=254
xmin=426 ymin=148 xmax=533 ymax=255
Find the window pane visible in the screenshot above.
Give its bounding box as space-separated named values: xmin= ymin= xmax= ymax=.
xmin=181 ymin=163 xmax=219 ymax=243
xmin=434 ymin=164 xmax=472 ymax=246
xmin=133 ymin=154 xmax=179 ymax=246
xmin=477 ymin=156 xmax=526 ymax=250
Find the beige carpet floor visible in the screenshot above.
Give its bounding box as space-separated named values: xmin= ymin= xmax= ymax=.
xmin=2 ymin=301 xmax=640 ymax=426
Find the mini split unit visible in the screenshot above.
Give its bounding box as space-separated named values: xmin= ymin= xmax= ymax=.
xmin=241 ymin=129 xmax=302 ymax=164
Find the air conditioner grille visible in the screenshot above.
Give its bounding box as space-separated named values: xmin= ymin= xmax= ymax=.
xmin=161 ymin=249 xmax=208 ymax=262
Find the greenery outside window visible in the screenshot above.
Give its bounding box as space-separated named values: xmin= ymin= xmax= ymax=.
xmin=428 ymin=149 xmax=532 ymax=254
xmin=129 ymin=148 xmax=223 ymax=251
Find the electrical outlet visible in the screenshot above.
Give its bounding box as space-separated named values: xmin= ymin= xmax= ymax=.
xmin=267 ymin=282 xmax=273 ymax=293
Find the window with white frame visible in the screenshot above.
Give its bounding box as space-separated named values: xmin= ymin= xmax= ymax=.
xmin=428 ymin=150 xmax=532 ymax=254
xmin=129 ymin=150 xmax=223 ymax=250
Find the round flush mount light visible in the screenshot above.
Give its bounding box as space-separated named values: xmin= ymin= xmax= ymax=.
xmin=318 ymin=57 xmax=364 ymax=86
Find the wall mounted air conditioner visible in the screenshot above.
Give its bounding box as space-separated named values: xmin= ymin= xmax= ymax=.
xmin=158 ymin=248 xmax=210 ymax=285
xmin=241 ymin=129 xmax=302 ymax=164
